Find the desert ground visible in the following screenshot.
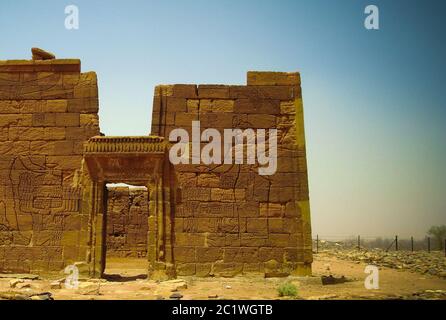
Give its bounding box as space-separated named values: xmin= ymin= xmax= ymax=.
xmin=1 ymin=249 xmax=445 ymax=300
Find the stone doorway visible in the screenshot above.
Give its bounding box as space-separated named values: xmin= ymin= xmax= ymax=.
xmin=82 ymin=136 xmax=175 ymax=279
xmin=103 ymin=183 xmax=149 ymax=280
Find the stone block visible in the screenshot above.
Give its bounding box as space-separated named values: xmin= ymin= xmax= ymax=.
xmin=62 ymin=73 xmax=80 ymax=86
xmin=67 ymin=98 xmax=99 ymax=113
xmin=194 ymin=218 xmax=217 ymax=233
xmin=196 ymin=247 xmax=223 ymax=263
xmin=45 ymin=100 xmax=68 ymax=113
xmin=205 ymin=234 xmax=225 ymax=247
xmin=284 ymin=201 xmax=299 ymax=217
xmin=270 ymin=187 xmax=295 ymax=202
xmin=197 ymin=173 xmax=220 ymax=187
xmin=65 ymin=127 xmax=99 ymax=140
xmin=0 ymin=114 xmax=32 ymax=127
xmin=218 ymin=218 xmax=240 ymax=233
xmin=280 ymin=100 xmax=296 ymax=115
xmin=186 ymin=99 xmax=199 ymax=113
xmin=200 ymin=113 xmax=234 ymax=128
xmin=259 ymin=203 xmax=283 ymax=217
xmin=258 ymin=247 xmax=284 ymax=262
xmin=72 ymin=84 xmax=95 ymax=100
xmin=212 ymin=262 xmax=243 ymax=277
xmin=196 ymin=263 xmax=212 ymax=277
xmin=199 ymin=99 xmax=212 ymax=113
xmin=79 ymin=114 xmax=98 ymax=127
xmin=0 ymin=141 xmax=29 ymax=155
xmin=198 ymin=85 xmax=230 ymax=99
xmin=176 ymin=263 xmax=196 ymax=276
xmin=154 ymin=85 xmax=173 ymax=97
xmin=268 ymin=234 xmax=291 ymax=247
xmin=223 ymin=247 xmax=258 ymax=263
xmin=176 ymin=172 xmax=197 ymax=187
xmin=246 ymin=218 xmax=268 ymax=233
xmin=172 ymin=84 xmax=197 ymax=98
xmin=32 ymin=113 xmax=56 ymax=126
xmin=234 ymin=99 xmax=280 ymax=114
xmin=46 ymin=155 xmax=82 ymax=170
xmin=181 ymin=187 xmax=211 ymax=201
xmin=247 ymin=71 xmax=300 ymax=86
xmin=197 ymin=202 xmax=235 ymax=218
xmin=9 ymin=127 xmax=44 ymax=141
xmin=240 ymin=233 xmax=268 ymax=247
xmin=247 ymin=114 xmax=276 ymax=128
xmin=235 ymin=202 xmax=259 ymax=217
xmin=174 ymin=112 xmax=198 ymax=126
xmin=167 ymin=97 xmax=187 ymax=112
xmin=55 ymin=113 xmax=80 ymax=127
xmin=174 ymin=233 xmax=206 ymax=246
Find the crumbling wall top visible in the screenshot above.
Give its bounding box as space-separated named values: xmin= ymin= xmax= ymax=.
xmin=247 ymin=71 xmax=301 ymax=86
xmin=0 ymin=59 xmax=81 ymax=73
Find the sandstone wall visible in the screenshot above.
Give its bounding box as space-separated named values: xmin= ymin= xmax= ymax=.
xmin=151 ymin=71 xmax=312 ymax=277
xmin=106 ymin=186 xmax=148 ymax=258
xmin=0 ymin=59 xmax=100 ymax=272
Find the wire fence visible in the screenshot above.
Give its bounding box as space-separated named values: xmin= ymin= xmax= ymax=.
xmin=313 ymin=235 xmax=446 ymax=255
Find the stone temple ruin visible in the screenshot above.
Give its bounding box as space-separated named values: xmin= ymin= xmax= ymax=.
xmin=0 ymin=50 xmax=312 ymax=279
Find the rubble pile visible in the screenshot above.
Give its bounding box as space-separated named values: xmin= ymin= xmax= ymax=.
xmin=323 ymin=247 xmax=446 ymax=278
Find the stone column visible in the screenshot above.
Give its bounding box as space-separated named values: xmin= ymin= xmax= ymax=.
xmin=89 ymin=179 xmax=105 ymax=278
xmin=146 ymin=160 xmax=175 ymax=280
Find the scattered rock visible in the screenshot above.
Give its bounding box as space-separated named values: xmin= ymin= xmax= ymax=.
xmin=208 ymin=294 xmax=218 ymax=299
xmin=9 ymin=279 xmax=24 ymax=288
xmin=225 ymin=285 xmax=232 ymax=289
xmin=77 ymin=282 xmax=101 ymax=295
xmin=321 ymin=275 xmax=350 ymax=285
xmin=161 ymin=279 xmax=187 ymax=291
xmin=0 ymin=291 xmax=30 ymax=300
xmin=31 ymin=47 xmax=55 ymax=60
xmin=29 ymin=292 xmax=53 ymax=300
xmin=50 ymin=280 xmax=63 ymax=289
xmin=321 ymin=246 xmax=446 ymax=278
xmin=16 ymin=282 xmax=32 ymax=289
xmin=169 ymin=292 xmax=183 ymax=300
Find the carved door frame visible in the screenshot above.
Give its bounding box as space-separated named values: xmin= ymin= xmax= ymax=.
xmin=81 ymin=137 xmax=175 ymax=279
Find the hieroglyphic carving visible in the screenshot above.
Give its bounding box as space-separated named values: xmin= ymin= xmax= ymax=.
xmin=106 ymin=186 xmax=149 ymax=258
xmin=0 ymin=156 xmax=82 ymax=247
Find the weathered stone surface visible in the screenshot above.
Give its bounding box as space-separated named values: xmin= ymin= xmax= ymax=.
xmin=31 ymin=48 xmax=56 ymax=60
xmin=106 ymin=186 xmax=148 ymax=258
xmin=149 ymin=72 xmax=311 ymax=277
xmin=0 ymin=55 xmax=99 ymax=274
xmin=1 ymin=55 xmax=311 ymax=280
xmin=197 ymin=85 xmax=230 ymax=99
xmin=247 ymin=71 xmax=300 ymax=86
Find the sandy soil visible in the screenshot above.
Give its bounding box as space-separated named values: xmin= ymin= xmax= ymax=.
xmin=1 ymin=254 xmax=445 ymax=300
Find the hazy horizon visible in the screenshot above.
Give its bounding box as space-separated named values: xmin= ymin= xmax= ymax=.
xmin=1 ymin=0 xmax=445 ymax=238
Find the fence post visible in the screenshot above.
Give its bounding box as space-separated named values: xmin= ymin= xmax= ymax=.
xmin=428 ymin=237 xmax=431 ymax=253
xmin=395 ymin=235 xmax=398 ymax=251
xmin=411 ymin=236 xmax=414 ymax=252
xmin=316 ymin=234 xmax=319 ymax=253
xmin=358 ymin=235 xmax=360 ymax=251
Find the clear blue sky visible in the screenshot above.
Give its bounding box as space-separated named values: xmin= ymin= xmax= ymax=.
xmin=1 ymin=0 xmax=445 ymax=238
